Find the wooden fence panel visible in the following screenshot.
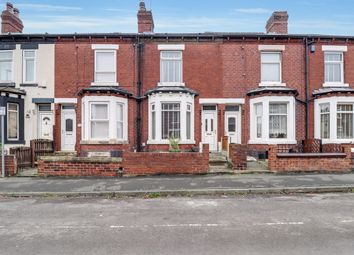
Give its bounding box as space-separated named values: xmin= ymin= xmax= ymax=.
xmin=30 ymin=139 xmax=54 ymax=167
xmin=9 ymin=147 xmax=32 ymax=169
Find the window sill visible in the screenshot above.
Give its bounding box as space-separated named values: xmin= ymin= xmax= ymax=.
xmin=80 ymin=140 xmax=128 ymax=145
xmin=259 ymin=82 xmax=286 ymax=87
xmin=321 ymin=138 xmax=354 ymax=144
xmin=91 ymin=82 xmax=119 ymax=86
xmin=248 ymin=139 xmax=297 ymax=145
xmin=322 ymin=83 xmax=349 ymax=88
xmin=0 ymin=82 xmax=15 ymax=87
xmin=20 ymin=83 xmax=38 ymax=87
xmin=147 ymin=140 xmax=196 ymax=145
xmin=158 ymin=82 xmax=185 ymax=87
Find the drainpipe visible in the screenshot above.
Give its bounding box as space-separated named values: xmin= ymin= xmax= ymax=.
xmin=305 ymin=37 xmax=309 ymax=139
xmin=136 ymin=38 xmax=143 ymax=152
xmin=305 ymin=37 xmax=315 ymax=139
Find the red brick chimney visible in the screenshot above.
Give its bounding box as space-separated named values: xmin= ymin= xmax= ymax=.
xmin=1 ymin=2 xmax=24 ymax=33
xmin=137 ymin=0 xmax=154 ymax=33
xmin=266 ymin=11 xmax=288 ymax=34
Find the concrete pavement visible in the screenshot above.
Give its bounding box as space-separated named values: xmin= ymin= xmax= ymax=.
xmin=1 ymin=194 xmax=354 ymax=254
xmin=0 ymin=173 xmax=354 ymax=197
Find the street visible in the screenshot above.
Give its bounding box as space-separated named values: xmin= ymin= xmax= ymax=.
xmin=0 ymin=194 xmax=354 ymax=255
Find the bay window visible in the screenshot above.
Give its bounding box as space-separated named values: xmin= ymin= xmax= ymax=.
xmin=249 ymin=96 xmax=296 ymax=144
xmin=7 ymin=103 xmax=19 ymax=141
xmin=320 ymin=103 xmax=330 ymax=139
xmin=148 ymin=93 xmax=194 ymax=144
xmin=269 ymin=103 xmax=287 ymax=139
xmin=0 ymin=51 xmax=13 ymax=82
xmin=315 ymin=97 xmax=354 ymax=143
xmin=82 ymin=96 xmax=128 ymax=142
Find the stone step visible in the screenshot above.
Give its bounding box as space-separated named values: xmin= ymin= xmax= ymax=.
xmin=17 ymin=168 xmax=38 ymax=177
xmin=209 ymin=164 xmax=233 ymax=174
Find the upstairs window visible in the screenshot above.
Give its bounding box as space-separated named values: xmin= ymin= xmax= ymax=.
xmin=160 ymin=51 xmax=182 ymax=84
xmin=324 ymin=52 xmax=343 ymax=85
xmin=94 ymin=50 xmax=116 ymax=84
xmin=0 ymin=51 xmax=13 ymax=82
xmin=261 ymin=52 xmax=282 ymax=84
xmin=23 ymin=50 xmax=36 ymax=83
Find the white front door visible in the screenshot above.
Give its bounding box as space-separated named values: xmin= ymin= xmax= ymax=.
xmin=39 ymin=112 xmax=53 ymax=140
xmin=61 ymin=109 xmax=76 ymax=151
xmin=202 ymin=110 xmax=218 ymax=151
xmin=225 ymin=111 xmax=240 ymax=144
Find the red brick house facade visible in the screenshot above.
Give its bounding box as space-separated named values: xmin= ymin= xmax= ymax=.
xmin=50 ymin=2 xmax=354 ymax=159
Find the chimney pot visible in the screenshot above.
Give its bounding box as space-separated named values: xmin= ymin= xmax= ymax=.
xmin=13 ymin=8 xmax=19 ymax=17
xmin=6 ymin=2 xmax=13 ymax=12
xmin=266 ymin=11 xmax=289 ymax=34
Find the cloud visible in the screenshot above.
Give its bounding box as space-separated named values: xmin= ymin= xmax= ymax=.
xmin=235 ymin=8 xmax=272 ymax=14
xmin=17 ymin=3 xmax=82 ymax=11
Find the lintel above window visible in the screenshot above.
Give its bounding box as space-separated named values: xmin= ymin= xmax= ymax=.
xmin=322 ymin=45 xmax=348 ymax=52
xmin=158 ymin=44 xmax=185 ymax=51
xmin=258 ymin=45 xmax=285 ymax=51
xmin=92 ymin=44 xmax=119 ymax=50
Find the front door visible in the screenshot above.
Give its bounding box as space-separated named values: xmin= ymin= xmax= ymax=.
xmin=39 ymin=112 xmax=53 ymax=140
xmin=225 ymin=111 xmax=239 ymax=144
xmin=61 ymin=108 xmax=76 ymax=151
xmin=202 ymin=109 xmax=217 ymax=151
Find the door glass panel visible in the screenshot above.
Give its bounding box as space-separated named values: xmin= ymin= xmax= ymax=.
xmin=205 ymin=119 xmax=208 ymax=132
xmin=228 ymin=117 xmax=236 ymax=132
xmin=210 ymin=119 xmax=214 ymax=132
xmin=66 ymin=119 xmax=73 ymax=132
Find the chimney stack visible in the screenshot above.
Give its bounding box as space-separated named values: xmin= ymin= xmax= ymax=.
xmin=137 ymin=0 xmax=154 ymax=33
xmin=266 ymin=11 xmax=288 ymax=34
xmin=1 ymin=2 xmax=24 ymax=34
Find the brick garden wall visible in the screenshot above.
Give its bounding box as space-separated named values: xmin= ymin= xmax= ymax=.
xmin=268 ymin=145 xmax=352 ymax=172
xmin=0 ymin=155 xmax=17 ymax=177
xmin=38 ymin=144 xmax=209 ymax=177
xmin=229 ymin=144 xmax=247 ymax=170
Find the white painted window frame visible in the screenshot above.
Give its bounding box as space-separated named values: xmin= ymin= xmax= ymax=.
xmin=22 ymin=50 xmax=36 ymax=84
xmin=323 ymin=51 xmax=348 ymax=87
xmin=91 ymin=44 xmax=119 ymax=86
xmin=0 ymin=50 xmax=14 ymax=83
xmin=82 ymin=96 xmax=128 ymax=143
xmin=259 ymin=51 xmax=286 ymax=87
xmin=158 ymin=44 xmax=185 ymax=87
xmin=7 ymin=102 xmax=19 ymax=141
xmin=315 ymin=97 xmax=354 ymax=144
xmin=249 ymin=96 xmax=296 ymax=145
xmin=148 ymin=93 xmax=195 ymax=145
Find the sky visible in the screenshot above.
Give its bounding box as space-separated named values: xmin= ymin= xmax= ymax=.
xmin=2 ymin=0 xmax=354 ymax=35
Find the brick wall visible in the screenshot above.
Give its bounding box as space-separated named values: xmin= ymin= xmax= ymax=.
xmin=229 ymin=144 xmax=247 ymax=170
xmin=38 ymin=156 xmax=123 ymax=177
xmin=268 ymin=145 xmax=352 ymax=172
xmin=0 ymin=155 xmax=18 ymax=177
xmin=38 ymin=144 xmax=209 ymax=177
xmin=123 ymin=144 xmax=209 ymax=175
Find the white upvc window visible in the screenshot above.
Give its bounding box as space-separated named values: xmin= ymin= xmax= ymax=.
xmin=90 ymin=102 xmax=109 ymax=140
xmin=260 ymin=52 xmax=284 ymax=86
xmin=7 ymin=103 xmax=19 ymax=141
xmin=23 ymin=50 xmax=36 ymax=83
xmin=320 ymin=103 xmax=330 ymax=139
xmin=324 ymin=52 xmax=345 ymax=86
xmin=82 ymin=96 xmax=128 ymax=142
xmin=158 ymin=44 xmax=185 ymax=86
xmin=91 ymin=44 xmax=119 ymax=86
xmin=315 ymin=97 xmax=354 ymax=144
xmin=148 ymin=93 xmax=195 ymax=144
xmin=249 ymin=96 xmax=296 ymax=145
xmin=0 ymin=51 xmax=13 ymax=83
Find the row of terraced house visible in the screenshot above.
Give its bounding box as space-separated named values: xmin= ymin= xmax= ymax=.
xmin=1 ymin=1 xmax=354 ymax=176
